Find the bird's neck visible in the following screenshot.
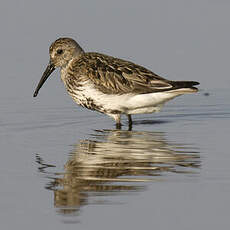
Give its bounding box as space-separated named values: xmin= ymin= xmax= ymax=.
xmin=60 ymin=51 xmax=84 ymax=83
xmin=60 ymin=58 xmax=74 ymax=83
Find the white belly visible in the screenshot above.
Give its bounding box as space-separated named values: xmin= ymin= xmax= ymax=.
xmin=69 ymin=81 xmax=186 ymax=115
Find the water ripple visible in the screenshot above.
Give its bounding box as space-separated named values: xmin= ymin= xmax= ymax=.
xmin=36 ymin=129 xmax=200 ymax=215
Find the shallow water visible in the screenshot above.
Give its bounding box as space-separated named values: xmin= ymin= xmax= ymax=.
xmin=0 ymin=89 xmax=230 ymax=229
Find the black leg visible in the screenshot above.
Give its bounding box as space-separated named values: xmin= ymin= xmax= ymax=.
xmin=128 ymin=124 xmax=132 ymax=131
xmin=127 ymin=115 xmax=132 ymax=125
xmin=116 ymin=122 xmax=122 ymax=130
xmin=127 ymin=114 xmax=132 ymax=130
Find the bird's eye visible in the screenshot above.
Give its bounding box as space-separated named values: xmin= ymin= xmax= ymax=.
xmin=57 ymin=49 xmax=63 ymax=55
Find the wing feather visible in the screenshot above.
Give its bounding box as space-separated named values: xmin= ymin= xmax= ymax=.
xmin=71 ymin=52 xmax=181 ymax=94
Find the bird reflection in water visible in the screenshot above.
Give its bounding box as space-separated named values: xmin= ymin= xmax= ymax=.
xmin=36 ymin=129 xmax=200 ymax=215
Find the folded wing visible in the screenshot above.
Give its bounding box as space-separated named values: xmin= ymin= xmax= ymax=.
xmin=71 ymin=52 xmax=199 ymax=94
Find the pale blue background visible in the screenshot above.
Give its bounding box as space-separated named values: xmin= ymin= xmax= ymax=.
xmin=0 ymin=1 xmax=230 ymax=230
xmin=0 ymin=0 xmax=229 ymax=101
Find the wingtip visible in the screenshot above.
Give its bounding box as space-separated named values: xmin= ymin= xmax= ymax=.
xmin=192 ymin=81 xmax=200 ymax=86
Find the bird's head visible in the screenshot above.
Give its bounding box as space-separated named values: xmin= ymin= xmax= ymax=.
xmin=33 ymin=37 xmax=84 ymax=97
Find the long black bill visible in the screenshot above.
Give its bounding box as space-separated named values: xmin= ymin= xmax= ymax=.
xmin=33 ymin=61 xmax=55 ymax=97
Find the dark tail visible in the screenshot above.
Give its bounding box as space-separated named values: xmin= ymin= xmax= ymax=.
xmin=171 ymin=81 xmax=200 ymax=90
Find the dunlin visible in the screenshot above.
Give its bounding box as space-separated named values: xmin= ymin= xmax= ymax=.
xmin=33 ymin=37 xmax=199 ymax=128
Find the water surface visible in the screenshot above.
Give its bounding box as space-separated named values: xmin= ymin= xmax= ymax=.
xmin=1 ymin=89 xmax=230 ymax=229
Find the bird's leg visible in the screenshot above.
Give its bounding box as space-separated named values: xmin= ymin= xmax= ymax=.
xmin=116 ymin=123 xmax=122 ymax=130
xmin=127 ymin=114 xmax=132 ymax=125
xmin=115 ymin=115 xmax=121 ymax=129
xmin=109 ymin=114 xmax=122 ymax=129
xmin=127 ymin=114 xmax=132 ymax=130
